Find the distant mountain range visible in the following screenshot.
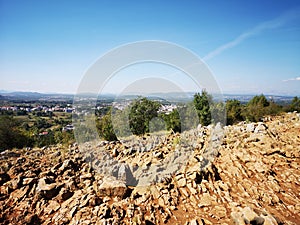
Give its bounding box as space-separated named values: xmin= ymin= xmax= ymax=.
xmin=0 ymin=91 xmax=74 ymax=101
xmin=0 ymin=90 xmax=297 ymax=103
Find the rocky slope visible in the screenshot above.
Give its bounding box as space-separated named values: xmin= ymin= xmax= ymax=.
xmin=0 ymin=112 xmax=299 ymax=225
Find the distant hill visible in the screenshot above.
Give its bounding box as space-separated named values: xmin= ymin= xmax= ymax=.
xmin=0 ymin=91 xmax=73 ymax=102
xmin=0 ymin=90 xmax=296 ymax=104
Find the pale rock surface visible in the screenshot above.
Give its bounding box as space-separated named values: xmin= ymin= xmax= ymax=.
xmin=0 ymin=112 xmax=299 ymax=224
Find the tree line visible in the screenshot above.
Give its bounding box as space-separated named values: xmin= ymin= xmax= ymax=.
xmin=96 ymin=92 xmax=300 ymax=141
xmin=1 ymin=93 xmax=300 ymax=150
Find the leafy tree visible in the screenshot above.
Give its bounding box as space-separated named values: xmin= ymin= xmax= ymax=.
xmin=193 ymin=90 xmax=212 ymax=126
xmin=54 ymin=129 xmax=75 ymax=146
xmin=242 ymin=94 xmax=270 ymax=122
xmin=46 ymin=111 xmax=54 ymax=118
xmin=75 ymin=124 xmax=98 ymax=143
xmin=16 ymin=110 xmax=28 ymax=116
xmin=95 ymin=107 xmax=110 ymax=117
xmin=161 ymin=109 xmax=181 ymax=133
xmin=129 ymin=97 xmax=161 ymax=135
xmin=72 ymin=113 xmax=98 ymax=144
xmin=226 ymin=100 xmax=243 ymax=125
xmin=248 ymin=94 xmax=269 ymax=107
xmin=34 ymin=118 xmax=52 ymax=130
xmin=210 ymin=101 xmax=226 ymax=125
xmin=287 ymin=96 xmax=300 ymax=112
xmin=35 ymin=130 xmax=56 ymax=147
xmin=111 ymin=108 xmax=131 ymax=138
xmin=182 ymin=102 xmax=199 ymax=131
xmin=265 ymin=100 xmax=282 ymax=116
xmin=0 ymin=110 xmax=13 ymax=116
xmin=0 ymin=116 xmax=32 ymax=151
xmin=97 ymin=108 xmax=118 ymax=141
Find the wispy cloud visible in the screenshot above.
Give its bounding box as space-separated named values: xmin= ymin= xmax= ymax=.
xmin=283 ymin=77 xmax=300 ymax=82
xmin=203 ymin=8 xmax=300 ymax=61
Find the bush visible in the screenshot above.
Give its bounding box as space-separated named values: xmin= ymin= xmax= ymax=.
xmin=97 ymin=108 xmax=118 ymax=141
xmin=129 ymin=97 xmax=161 ymax=135
xmin=35 ymin=130 xmax=55 ymax=147
xmin=242 ymin=95 xmax=269 ymax=122
xmin=285 ymin=96 xmax=300 ymax=112
xmin=226 ymin=100 xmax=243 ymax=125
xmin=240 ymin=95 xmax=285 ymax=122
xmin=161 ymin=109 xmax=181 ymax=133
xmin=0 ymin=116 xmax=32 ymax=151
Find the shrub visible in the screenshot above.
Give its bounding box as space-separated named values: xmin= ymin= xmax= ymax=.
xmin=129 ymin=97 xmax=161 ymax=135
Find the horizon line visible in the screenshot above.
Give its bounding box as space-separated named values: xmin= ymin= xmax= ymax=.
xmin=0 ymin=89 xmax=299 ymax=97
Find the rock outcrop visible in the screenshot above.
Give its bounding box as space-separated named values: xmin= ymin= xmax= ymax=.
xmin=0 ymin=112 xmax=299 ymax=224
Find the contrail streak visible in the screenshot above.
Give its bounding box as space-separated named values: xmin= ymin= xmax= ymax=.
xmin=283 ymin=77 xmax=300 ymax=82
xmin=203 ymin=8 xmax=300 ymax=61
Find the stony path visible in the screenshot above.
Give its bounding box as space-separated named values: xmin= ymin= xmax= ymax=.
xmin=0 ymin=112 xmax=299 ymax=225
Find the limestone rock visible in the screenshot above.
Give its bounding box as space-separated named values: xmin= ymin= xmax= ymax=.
xmin=246 ymin=123 xmax=256 ymax=132
xmin=254 ymin=122 xmax=267 ymax=133
xmin=198 ymin=193 xmax=212 ymax=207
xmin=0 ymin=113 xmax=300 ymax=225
xmin=190 ymin=219 xmax=200 ymax=225
xmin=98 ymin=177 xmax=127 ymax=198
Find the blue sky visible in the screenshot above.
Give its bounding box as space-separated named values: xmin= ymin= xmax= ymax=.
xmin=1 ymin=0 xmax=300 ymax=95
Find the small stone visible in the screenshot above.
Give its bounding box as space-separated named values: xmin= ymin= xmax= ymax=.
xmin=44 ymin=200 xmax=60 ymax=214
xmin=23 ymin=177 xmax=35 ymax=185
xmin=246 ymin=123 xmax=256 ymax=132
xmin=190 ymin=219 xmax=199 ymax=225
xmin=254 ymin=122 xmax=267 ymax=133
xmin=212 ymin=205 xmax=227 ymax=218
xmin=198 ymin=193 xmax=212 ymax=207
xmin=241 ymin=206 xmax=258 ymax=221
xmin=177 ymin=177 xmax=187 ymax=187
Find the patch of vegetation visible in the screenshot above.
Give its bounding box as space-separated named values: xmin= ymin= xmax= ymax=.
xmin=96 ymin=107 xmax=118 ymax=141
xmin=0 ymin=93 xmax=299 ymax=148
xmin=0 ymin=116 xmax=33 ymax=151
xmin=129 ymin=97 xmax=161 ymax=135
xmin=193 ymin=90 xmax=212 ymax=126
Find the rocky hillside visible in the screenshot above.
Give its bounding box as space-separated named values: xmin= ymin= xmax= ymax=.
xmin=0 ymin=112 xmax=299 ymax=225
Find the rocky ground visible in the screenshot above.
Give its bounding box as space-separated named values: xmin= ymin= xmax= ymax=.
xmin=0 ymin=112 xmax=299 ymax=225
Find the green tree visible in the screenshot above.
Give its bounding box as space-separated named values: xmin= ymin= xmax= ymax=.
xmin=288 ymin=96 xmax=300 ymax=112
xmin=265 ymin=100 xmax=282 ymax=116
xmin=129 ymin=97 xmax=161 ymax=135
xmin=226 ymin=100 xmax=243 ymax=125
xmin=111 ymin=108 xmax=131 ymax=138
xmin=161 ymin=109 xmax=181 ymax=133
xmin=0 ymin=116 xmax=32 ymax=151
xmin=34 ymin=118 xmax=51 ymax=130
xmin=210 ymin=101 xmax=226 ymax=125
xmin=54 ymin=129 xmax=75 ymax=146
xmin=242 ymin=94 xmax=269 ymax=122
xmin=35 ymin=130 xmax=55 ymax=147
xmin=97 ymin=108 xmax=118 ymax=141
xmin=248 ymin=94 xmax=269 ymax=107
xmin=193 ymin=90 xmax=212 ymax=126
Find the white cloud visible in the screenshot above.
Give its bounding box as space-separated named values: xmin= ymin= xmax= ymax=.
xmin=203 ymin=8 xmax=300 ymax=61
xmin=283 ymin=77 xmax=300 ymax=82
